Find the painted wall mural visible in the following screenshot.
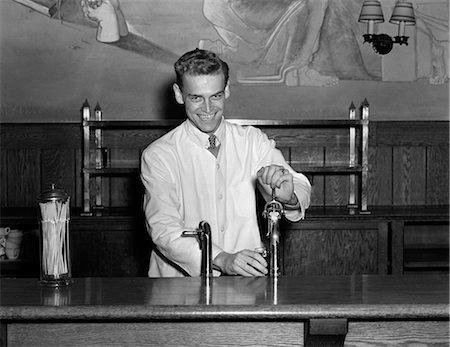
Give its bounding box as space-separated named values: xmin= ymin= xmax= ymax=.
xmin=0 ymin=0 xmax=448 ymax=122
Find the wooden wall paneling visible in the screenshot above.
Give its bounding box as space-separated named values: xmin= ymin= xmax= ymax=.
xmin=346 ymin=321 xmax=449 ymax=346
xmin=71 ymin=219 xmax=150 ymax=277
xmin=102 ymin=177 xmax=111 ymax=208
xmin=309 ymin=174 xmax=325 ymax=207
xmin=109 ymin=149 xmax=141 ymax=208
xmin=110 ymin=175 xmax=142 ymax=208
xmin=290 ymin=145 xmax=325 ymax=167
xmin=109 ymin=147 xmax=140 ymax=168
xmin=393 ymin=146 xmax=427 ymax=205
xmin=368 ymin=145 xmax=393 ymax=206
xmin=264 ymin=128 xmax=306 ymax=147
xmin=404 ymin=223 xmax=450 ymax=249
xmin=40 ymin=148 xmax=76 ymax=201
xmin=111 ymin=227 xmax=150 ymax=277
xmin=283 ymin=221 xmax=379 ymax=275
xmin=7 ymin=149 xmax=41 ymax=207
xmin=426 ymin=144 xmax=449 ymax=205
xmin=409 ymin=146 xmax=427 ymax=204
xmin=0 ymin=150 xmax=7 ymax=206
xmin=377 ymin=222 xmax=388 ymax=274
xmin=325 ymin=141 xmax=349 ymax=206
xmin=0 ymin=124 xmax=79 ymax=150
xmin=74 ymin=149 xmax=82 ymax=207
xmin=1 ymin=122 xmax=448 ymax=209
xmin=71 ymin=230 xmax=110 ymax=277
xmin=8 ymin=322 xmax=305 ymax=347
xmin=105 ymin=128 xmax=169 ymax=149
xmin=403 ymin=222 xmax=449 ymax=271
xmin=291 ymin=145 xmax=325 ymax=206
xmin=375 ymin=121 xmax=449 ymax=146
xmin=277 ymin=146 xmax=291 ymax=163
xmin=266 ymin=128 xmax=342 ymax=148
xmin=391 ymin=220 xmax=405 ymax=275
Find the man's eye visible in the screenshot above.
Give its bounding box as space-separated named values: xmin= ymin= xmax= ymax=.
xmin=211 ymin=94 xmax=224 ymax=101
xmin=189 ymin=96 xmax=202 ymax=102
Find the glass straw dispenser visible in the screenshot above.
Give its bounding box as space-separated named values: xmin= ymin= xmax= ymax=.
xmin=38 ymin=184 xmax=73 ymax=286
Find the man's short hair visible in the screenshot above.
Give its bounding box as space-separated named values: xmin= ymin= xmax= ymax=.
xmin=174 ymin=48 xmax=229 ymax=89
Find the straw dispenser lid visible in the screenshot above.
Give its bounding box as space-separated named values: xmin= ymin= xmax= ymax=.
xmin=38 ymin=184 xmax=69 ymax=203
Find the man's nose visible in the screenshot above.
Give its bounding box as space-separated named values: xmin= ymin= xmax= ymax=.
xmin=203 ymin=98 xmax=211 ymax=113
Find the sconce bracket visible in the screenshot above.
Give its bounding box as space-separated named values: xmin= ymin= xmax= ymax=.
xmin=393 ymin=36 xmax=409 ymax=45
xmin=362 ymin=33 xmax=409 ymax=55
xmin=363 ymin=33 xmax=393 ymax=55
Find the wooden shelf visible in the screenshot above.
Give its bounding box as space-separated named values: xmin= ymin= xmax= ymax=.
xmin=291 ymin=164 xmax=363 ymax=174
xmin=83 ymin=119 xmax=366 ymax=129
xmin=80 ymin=100 xmax=370 ymax=214
xmin=83 ymin=165 xmax=363 ymax=176
xmin=83 ymin=167 xmax=139 ymax=175
xmin=404 ymin=248 xmax=449 ymax=269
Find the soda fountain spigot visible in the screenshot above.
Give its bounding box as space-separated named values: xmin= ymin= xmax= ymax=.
xmin=182 ymin=221 xmax=213 ymax=304
xmin=262 ymin=188 xmax=284 ymax=277
xmin=182 ymin=221 xmax=213 ymax=280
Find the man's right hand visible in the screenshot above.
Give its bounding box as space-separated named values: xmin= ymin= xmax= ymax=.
xmin=213 ymin=250 xmax=268 ymax=276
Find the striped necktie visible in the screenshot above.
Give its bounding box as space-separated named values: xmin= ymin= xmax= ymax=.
xmin=208 ymin=134 xmax=220 ymax=157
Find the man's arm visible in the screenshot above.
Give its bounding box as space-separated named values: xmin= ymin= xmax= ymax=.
xmin=253 ymin=129 xmax=311 ymax=221
xmin=141 ymin=147 xmax=203 ymax=276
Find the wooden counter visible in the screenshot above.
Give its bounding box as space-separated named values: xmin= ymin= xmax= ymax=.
xmin=1 ymin=275 xmax=448 ymax=346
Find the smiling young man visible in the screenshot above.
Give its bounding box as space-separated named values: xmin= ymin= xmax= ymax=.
xmin=141 ymin=48 xmax=311 ymax=277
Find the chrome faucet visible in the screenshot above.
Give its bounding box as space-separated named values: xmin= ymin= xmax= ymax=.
xmin=262 ymin=189 xmax=284 ymax=277
xmin=182 ymin=221 xmax=213 ymax=279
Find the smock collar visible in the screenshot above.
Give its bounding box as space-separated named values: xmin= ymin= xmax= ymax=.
xmin=184 ymin=117 xmax=226 ymax=149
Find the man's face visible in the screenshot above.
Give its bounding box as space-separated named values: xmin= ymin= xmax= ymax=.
xmin=173 ymin=73 xmax=230 ymax=134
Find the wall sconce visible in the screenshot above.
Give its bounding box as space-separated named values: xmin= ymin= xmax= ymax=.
xmin=358 ymin=1 xmax=416 ymax=55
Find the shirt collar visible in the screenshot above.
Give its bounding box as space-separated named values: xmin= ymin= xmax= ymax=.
xmin=184 ymin=117 xmax=225 ymax=148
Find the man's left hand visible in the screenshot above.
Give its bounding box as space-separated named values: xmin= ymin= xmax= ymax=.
xmin=257 ymin=165 xmax=296 ymax=204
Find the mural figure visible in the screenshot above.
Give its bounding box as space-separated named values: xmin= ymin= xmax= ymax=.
xmin=415 ymin=3 xmax=448 ymax=85
xmin=80 ymin=0 xmax=128 ymax=43
xmin=199 ymin=0 xmax=340 ymax=87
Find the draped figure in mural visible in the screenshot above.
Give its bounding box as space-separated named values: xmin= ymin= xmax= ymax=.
xmin=199 ymin=0 xmax=340 ymax=87
xmin=414 ymin=3 xmax=449 ymax=85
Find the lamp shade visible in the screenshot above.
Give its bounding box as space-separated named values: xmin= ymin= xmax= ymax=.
xmin=389 ymin=2 xmax=415 ymax=25
xmin=358 ymin=1 xmax=384 ymax=23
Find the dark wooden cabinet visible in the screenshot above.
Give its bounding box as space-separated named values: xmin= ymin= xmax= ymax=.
xmin=284 ymin=219 xmax=387 ymax=275
xmin=1 ymin=207 xmax=447 ymax=278
xmin=284 ymin=207 xmax=449 ymax=276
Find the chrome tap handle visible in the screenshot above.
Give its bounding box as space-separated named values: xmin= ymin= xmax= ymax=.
xmin=262 ymin=188 xmax=284 ymax=277
xmin=182 ymin=221 xmax=212 ymax=279
xmin=198 ymin=221 xmax=212 ymax=279
xmin=263 ymin=188 xmax=284 ymax=235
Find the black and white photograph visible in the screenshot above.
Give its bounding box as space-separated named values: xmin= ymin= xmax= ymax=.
xmin=1 ymin=0 xmax=448 ymax=346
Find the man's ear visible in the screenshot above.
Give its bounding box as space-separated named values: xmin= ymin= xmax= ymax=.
xmin=173 ymin=83 xmax=184 ymax=104
xmin=224 ymin=80 xmax=230 ymax=99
